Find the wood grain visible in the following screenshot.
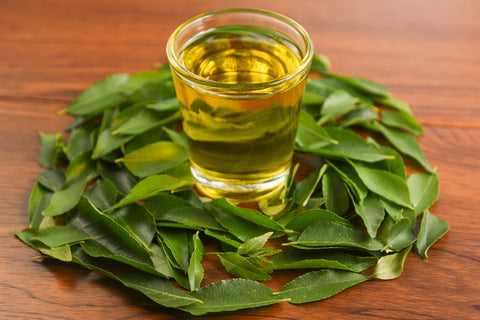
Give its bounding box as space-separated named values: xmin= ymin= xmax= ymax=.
xmin=1 ymin=0 xmax=479 ymax=319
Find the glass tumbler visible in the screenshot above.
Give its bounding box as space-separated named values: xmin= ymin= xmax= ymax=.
xmin=166 ymin=8 xmax=313 ymax=202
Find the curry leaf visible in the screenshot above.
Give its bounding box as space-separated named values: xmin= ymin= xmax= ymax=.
xmin=37 ymin=169 xmax=66 ymax=192
xmin=371 ymin=245 xmax=412 ymax=280
xmin=157 ymin=228 xmax=192 ymax=271
xmin=271 ymin=249 xmax=377 ymax=272
xmin=350 ymin=162 xmax=413 ymax=209
xmin=30 ymin=226 xmax=90 ymax=247
xmin=416 ymin=210 xmax=450 ymax=258
xmin=353 ymin=193 xmax=385 ymax=238
xmin=41 ymin=178 xmax=88 ymax=217
xmin=290 ymin=221 xmax=384 ymax=251
xmin=67 ymin=198 xmax=164 ymax=276
xmin=109 ymin=174 xmax=194 ymax=210
xmin=318 ymin=90 xmax=357 ymax=125
xmin=218 ymin=252 xmax=271 ymax=281
xmin=294 ymin=166 xmax=326 ymax=206
xmin=188 ymin=232 xmax=204 ymax=291
xmin=295 ymin=110 xmax=335 ymax=149
xmin=71 ymin=246 xmax=199 ymax=308
xmin=322 ymin=167 xmax=351 ymax=216
xmin=277 ymin=269 xmax=368 ymax=304
xmin=376 ymin=123 xmax=434 ymax=172
xmin=386 ymin=217 xmax=416 ymax=252
xmin=310 ymin=54 xmax=331 ymax=74
xmin=66 ymin=74 xmax=130 ymax=117
xmin=116 ymin=141 xmax=188 ymax=177
xmin=326 ymin=73 xmax=391 ymax=98
xmin=237 ymin=232 xmax=273 ymax=255
xmin=205 ymin=198 xmax=286 ymax=234
xmin=381 ymin=110 xmax=424 ymax=135
xmin=38 ymin=133 xmax=64 ymax=169
xmin=28 ymin=182 xmax=53 ymax=227
xmin=408 ymin=172 xmax=440 ymax=216
xmin=180 ymin=279 xmax=286 ymax=315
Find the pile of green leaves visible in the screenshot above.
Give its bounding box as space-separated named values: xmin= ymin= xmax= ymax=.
xmin=16 ymin=55 xmax=449 ymax=315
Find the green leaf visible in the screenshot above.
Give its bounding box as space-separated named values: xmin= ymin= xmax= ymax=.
xmin=375 ymin=97 xmax=412 ymax=114
xmin=98 ymin=160 xmax=138 ymax=195
xmin=303 ymin=127 xmax=387 ymax=162
xmin=66 ymin=74 xmax=130 ymax=117
xmin=149 ymin=243 xmax=174 ymax=278
xmin=294 ymin=166 xmax=326 ymax=206
xmin=205 ymin=202 xmax=281 ymax=242
xmin=180 ymin=279 xmax=286 ymax=315
xmin=318 ymin=77 xmax=374 ymax=106
xmin=38 ymin=133 xmax=64 ymax=169
xmin=64 ymin=151 xmax=97 ymax=185
xmin=327 ymin=160 xmax=368 ymax=201
xmin=277 ymin=269 xmax=368 ymax=304
xmin=381 ymin=110 xmax=424 ymax=135
xmin=112 ymin=109 xmax=181 ymax=136
xmin=157 ymin=228 xmax=192 ymax=271
xmin=162 ymin=126 xmax=187 ymax=148
xmin=37 ymin=169 xmax=66 ymax=192
xmin=188 ymin=232 xmax=204 ymax=291
xmin=371 ymin=144 xmax=406 ymax=179
xmin=291 ymin=221 xmax=384 ymax=251
xmin=92 ymin=126 xmax=133 ymax=159
xmin=64 ymin=122 xmax=98 ymax=160
xmin=322 ymin=167 xmax=351 ymax=216
xmin=286 ymin=209 xmax=354 ymax=234
xmin=147 ymin=97 xmax=179 ymax=112
xmin=205 ymin=198 xmax=286 ymax=234
xmin=371 ymin=245 xmax=412 ymax=280
xmin=350 ymin=162 xmax=413 ymax=209
xmin=340 ymin=107 xmax=378 ymax=128
xmin=353 ymin=193 xmax=385 ymax=238
xmin=295 ymin=110 xmax=335 ymax=149
xmin=237 ymin=232 xmax=273 ymax=255
xmin=144 ymin=195 xmax=223 ymax=230
xmin=218 ymin=252 xmax=271 ymax=281
xmin=42 ymin=178 xmax=88 ymax=217
xmin=386 ymin=217 xmax=416 ymax=252
xmin=117 ymin=141 xmax=188 ymax=177
xmin=28 ymin=182 xmax=53 ymax=227
xmin=327 ymin=73 xmax=391 ymax=98
xmin=310 ymin=54 xmax=331 ymax=74
xmin=376 ymin=123 xmax=434 ymax=172
xmin=15 ymin=228 xmax=40 ymax=250
xmin=72 ymin=246 xmax=198 ymax=308
xmin=39 ymin=244 xmax=72 ymax=261
xmin=204 ymin=229 xmax=242 ymax=249
xmin=318 ymin=90 xmax=357 ymax=125
xmin=84 ymin=178 xmax=120 ymax=211
xmin=67 ymin=198 xmax=164 ymax=276
xmin=109 ymin=174 xmax=194 ymax=210
xmin=30 ymin=226 xmax=90 ymax=247
xmin=416 ymin=210 xmax=449 ymax=258
xmin=271 ymin=249 xmax=377 ymax=272
xmin=407 ymin=172 xmax=440 ymax=216
xmin=106 ymin=204 xmax=156 ymax=250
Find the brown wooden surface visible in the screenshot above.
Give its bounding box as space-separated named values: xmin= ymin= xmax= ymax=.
xmin=1 ymin=0 xmax=479 ymax=319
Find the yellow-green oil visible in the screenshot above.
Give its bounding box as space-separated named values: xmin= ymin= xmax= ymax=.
xmin=172 ymin=26 xmax=306 ymax=201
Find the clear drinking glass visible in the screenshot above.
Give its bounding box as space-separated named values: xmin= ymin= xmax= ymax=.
xmin=166 ymin=8 xmax=313 ymax=203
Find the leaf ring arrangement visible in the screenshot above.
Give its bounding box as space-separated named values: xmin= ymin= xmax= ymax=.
xmin=16 ymin=55 xmax=449 ymax=315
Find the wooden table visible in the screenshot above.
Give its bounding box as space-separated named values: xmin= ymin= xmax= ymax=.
xmin=1 ymin=0 xmax=479 ymax=319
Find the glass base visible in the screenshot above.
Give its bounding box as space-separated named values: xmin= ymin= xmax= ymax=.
xmin=191 ymin=165 xmax=289 ymax=203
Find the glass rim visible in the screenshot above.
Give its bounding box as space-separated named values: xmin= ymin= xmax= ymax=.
xmin=166 ymin=8 xmax=314 ymax=91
